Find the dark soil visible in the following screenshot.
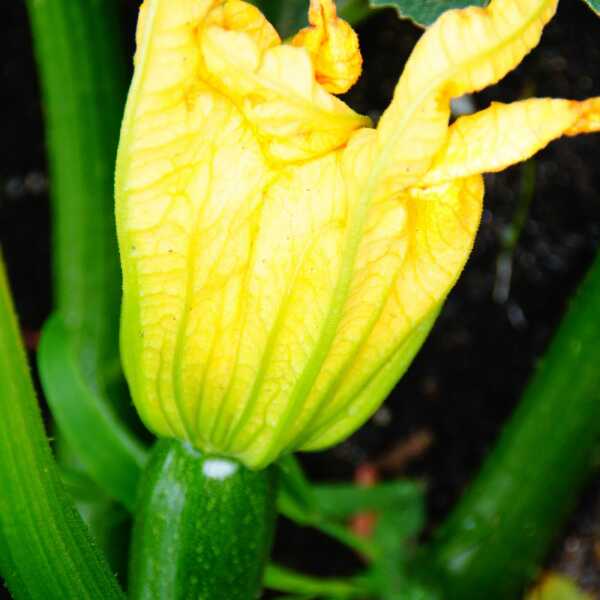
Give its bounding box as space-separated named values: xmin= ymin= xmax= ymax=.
xmin=2 ymin=0 xmax=600 ymax=597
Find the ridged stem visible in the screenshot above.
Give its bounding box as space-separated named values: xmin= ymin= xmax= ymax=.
xmin=25 ymin=0 xmax=126 ymax=380
xmin=0 ymin=259 xmax=125 ymax=600
xmin=25 ymin=0 xmax=143 ymax=574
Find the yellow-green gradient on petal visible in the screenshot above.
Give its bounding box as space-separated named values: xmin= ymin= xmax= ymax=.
xmin=116 ymin=0 xmax=600 ymax=468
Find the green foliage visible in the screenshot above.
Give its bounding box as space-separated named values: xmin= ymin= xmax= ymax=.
xmin=369 ymin=0 xmax=486 ymax=26
xmin=277 ymin=455 xmax=379 ymax=559
xmin=253 ymin=0 xmax=372 ymax=37
xmin=581 ymin=0 xmax=600 ymax=15
xmin=254 ymin=0 xmax=490 ymax=35
xmin=278 ymin=454 xmax=427 ymax=566
xmin=26 ymin=0 xmax=126 ymax=364
xmin=378 ymin=0 xmax=599 ymax=26
xmin=265 ymin=564 xmax=373 ymax=599
xmin=38 ymin=315 xmax=147 ymax=510
xmin=26 ymin=0 xmax=137 ymax=510
xmin=24 ymin=0 xmax=144 ymax=579
xmin=277 ymin=455 xmax=433 ymax=599
xmin=258 ymin=1 xmax=307 ymax=35
xmin=0 ymin=260 xmax=125 ymax=600
xmin=243 ymin=0 xmax=600 ymax=39
xmin=371 ymin=501 xmax=434 ymax=600
xmin=278 ymin=455 xmax=423 ymax=521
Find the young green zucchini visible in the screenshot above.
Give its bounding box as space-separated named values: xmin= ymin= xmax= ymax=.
xmin=129 ymin=439 xmax=278 ymax=600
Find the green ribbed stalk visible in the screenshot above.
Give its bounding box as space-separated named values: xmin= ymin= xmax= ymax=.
xmin=25 ymin=0 xmax=144 ymax=575
xmin=26 ymin=0 xmax=148 ymax=515
xmin=129 ymin=440 xmax=278 ymax=600
xmin=419 ymin=252 xmax=600 ymax=599
xmin=0 ymin=259 xmax=125 ymax=600
xmin=26 ymin=0 xmax=126 ymax=366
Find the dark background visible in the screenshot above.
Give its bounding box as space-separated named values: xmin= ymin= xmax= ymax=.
xmin=2 ymin=0 xmax=600 ymax=595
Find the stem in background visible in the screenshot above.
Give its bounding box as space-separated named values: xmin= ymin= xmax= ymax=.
xmin=25 ymin=0 xmax=127 ymax=395
xmin=0 ymin=259 xmax=125 ymax=600
xmin=493 ymin=159 xmax=537 ymax=303
xmin=129 ymin=440 xmax=279 ymax=600
xmin=25 ymin=0 xmax=140 ymax=571
xmin=419 ymin=252 xmax=600 ymax=599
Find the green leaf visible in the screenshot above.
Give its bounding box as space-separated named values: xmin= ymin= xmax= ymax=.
xmin=250 ymin=0 xmax=373 ymax=37
xmin=580 ymin=0 xmax=600 ymax=15
xmin=278 ymin=455 xmax=423 ymax=520
xmin=242 ymin=1 xmax=494 ymax=40
xmin=370 ymin=493 xmax=437 ymax=600
xmin=0 ymin=259 xmax=125 ymax=600
xmin=276 ymin=458 xmax=435 ymax=599
xmin=277 ymin=454 xmax=424 ymax=562
xmin=277 ymin=456 xmax=375 ymax=558
xmin=38 ymin=314 xmax=147 ymax=511
xmin=256 ymin=1 xmax=307 ymax=36
xmin=313 ymin=480 xmax=424 ymax=519
xmin=369 ymin=0 xmax=488 ymax=26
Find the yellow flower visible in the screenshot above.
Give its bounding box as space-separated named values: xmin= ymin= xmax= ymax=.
xmin=116 ymin=0 xmax=600 ymax=468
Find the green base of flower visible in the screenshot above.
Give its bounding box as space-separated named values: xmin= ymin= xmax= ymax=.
xmin=129 ymin=439 xmax=278 ymax=600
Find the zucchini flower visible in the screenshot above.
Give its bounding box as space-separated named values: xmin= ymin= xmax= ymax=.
xmin=116 ymin=0 xmax=600 ymax=468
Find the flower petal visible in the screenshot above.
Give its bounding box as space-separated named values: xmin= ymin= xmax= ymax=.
xmin=300 ymin=175 xmax=484 ymax=451
xmin=373 ymin=0 xmax=558 ymax=195
xmin=292 ymin=0 xmax=362 ymax=94
xmin=200 ymin=27 xmax=370 ymax=163
xmin=422 ymin=97 xmax=600 ymax=185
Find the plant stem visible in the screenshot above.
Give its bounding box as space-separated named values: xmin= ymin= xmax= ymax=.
xmin=493 ymin=159 xmax=537 ymax=303
xmin=277 ymin=456 xmax=377 ymax=559
xmin=265 ymin=564 xmax=373 ymax=599
xmin=129 ymin=440 xmax=279 ymax=600
xmin=419 ymin=252 xmax=600 ymax=599
xmin=0 ymin=259 xmax=125 ymax=600
xmin=25 ymin=0 xmax=126 ymax=370
xmin=26 ymin=0 xmax=146 ymax=528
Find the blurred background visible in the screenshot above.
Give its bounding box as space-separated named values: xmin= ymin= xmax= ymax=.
xmin=2 ymin=0 xmax=600 ymax=593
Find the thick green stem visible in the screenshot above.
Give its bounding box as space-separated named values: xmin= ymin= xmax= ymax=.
xmin=419 ymin=253 xmax=600 ymax=599
xmin=26 ymin=0 xmax=147 ymax=520
xmin=25 ymin=0 xmax=126 ymax=366
xmin=0 ymin=259 xmax=125 ymax=600
xmin=129 ymin=440 xmax=278 ymax=600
